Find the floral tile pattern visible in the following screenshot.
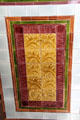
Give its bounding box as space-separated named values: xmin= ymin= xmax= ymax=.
xmin=24 ymin=33 xmax=56 ymax=102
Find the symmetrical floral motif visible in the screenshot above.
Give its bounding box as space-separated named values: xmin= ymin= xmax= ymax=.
xmin=24 ymin=34 xmax=56 ymax=101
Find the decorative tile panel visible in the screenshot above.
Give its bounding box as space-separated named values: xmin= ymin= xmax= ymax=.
xmin=24 ymin=33 xmax=56 ymax=102
xmin=6 ymin=16 xmax=74 ymax=112
xmin=0 ymin=0 xmax=77 ymax=5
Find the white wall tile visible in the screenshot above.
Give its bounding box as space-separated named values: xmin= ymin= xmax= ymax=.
xmin=1 ymin=74 xmax=13 ymax=88
xmin=73 ymin=33 xmax=80 ymax=49
xmin=3 ymin=88 xmax=14 ymax=100
xmin=0 ymin=62 xmax=11 ymax=75
xmin=8 ymin=6 xmax=26 ymax=16
xmin=26 ymin=6 xmax=31 ymax=16
xmin=27 ymin=6 xmax=39 ymax=16
xmin=0 ymin=34 xmax=8 ymax=50
xmin=0 ymin=50 xmax=10 ymax=62
xmin=72 ymin=76 xmax=80 ymax=89
xmin=43 ymin=113 xmax=57 ymax=119
xmin=74 ymin=14 xmax=80 ymax=33
xmin=74 ymin=4 xmax=80 ymax=17
xmin=0 ymin=6 xmax=8 ymax=16
xmin=38 ymin=5 xmax=57 ymax=16
xmin=57 ymin=4 xmax=75 ymax=16
xmin=71 ymin=90 xmax=80 ymax=102
xmin=57 ymin=113 xmax=71 ymax=120
xmin=43 ymin=113 xmax=71 ymax=120
xmin=72 ymin=49 xmax=80 ymax=64
xmin=72 ymin=64 xmax=80 ymax=77
xmin=4 ymin=99 xmax=16 ymax=116
xmin=0 ymin=17 xmax=7 ymax=34
xmin=71 ymin=102 xmax=80 ymax=113
xmin=7 ymin=112 xmax=44 ymax=119
xmin=71 ymin=114 xmax=80 ymax=120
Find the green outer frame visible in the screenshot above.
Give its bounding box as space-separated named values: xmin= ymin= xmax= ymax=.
xmin=10 ymin=20 xmax=70 ymax=110
xmin=0 ymin=0 xmax=67 ymax=3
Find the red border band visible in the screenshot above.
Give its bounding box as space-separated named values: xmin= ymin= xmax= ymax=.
xmin=13 ymin=24 xmax=66 ymax=108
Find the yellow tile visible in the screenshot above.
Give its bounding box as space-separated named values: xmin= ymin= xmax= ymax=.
xmin=41 ymin=63 xmax=56 ymax=80
xmin=25 ymin=49 xmax=40 ymax=63
xmin=29 ymin=88 xmax=42 ymax=101
xmin=42 ymin=88 xmax=56 ymax=101
xmin=26 ymin=63 xmax=41 ymax=77
xmin=24 ymin=33 xmax=56 ymax=101
xmin=41 ymin=49 xmax=56 ymax=63
xmin=40 ymin=34 xmax=56 ymax=49
xmin=27 ymin=77 xmax=42 ymax=101
xmin=24 ymin=34 xmax=40 ymax=50
xmin=41 ymin=63 xmax=56 ymax=101
xmin=27 ymin=77 xmax=42 ymax=89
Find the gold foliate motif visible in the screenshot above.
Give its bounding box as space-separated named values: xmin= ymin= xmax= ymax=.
xmin=26 ymin=63 xmax=41 ymax=77
xmin=24 ymin=34 xmax=56 ymax=101
xmin=40 ymin=34 xmax=56 ymax=49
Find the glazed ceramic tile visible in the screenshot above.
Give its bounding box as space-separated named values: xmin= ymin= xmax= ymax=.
xmin=0 ymin=0 xmax=68 ymax=5
xmin=5 ymin=16 xmax=74 ymax=112
xmin=0 ymin=0 xmax=80 ymax=5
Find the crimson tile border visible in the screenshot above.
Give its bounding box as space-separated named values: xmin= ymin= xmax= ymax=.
xmin=9 ymin=20 xmax=69 ymax=112
xmin=0 ymin=0 xmax=80 ymax=5
xmin=13 ymin=24 xmax=66 ymax=109
xmin=13 ymin=25 xmax=28 ymax=106
xmin=0 ymin=0 xmax=68 ymax=5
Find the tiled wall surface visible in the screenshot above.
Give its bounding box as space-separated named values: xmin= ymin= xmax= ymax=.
xmin=0 ymin=0 xmax=80 ymax=5
xmin=0 ymin=0 xmax=79 ymax=5
xmin=0 ymin=4 xmax=80 ymax=120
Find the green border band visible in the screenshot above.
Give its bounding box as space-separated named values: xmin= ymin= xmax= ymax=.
xmin=0 ymin=0 xmax=67 ymax=3
xmin=10 ymin=20 xmax=70 ymax=110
